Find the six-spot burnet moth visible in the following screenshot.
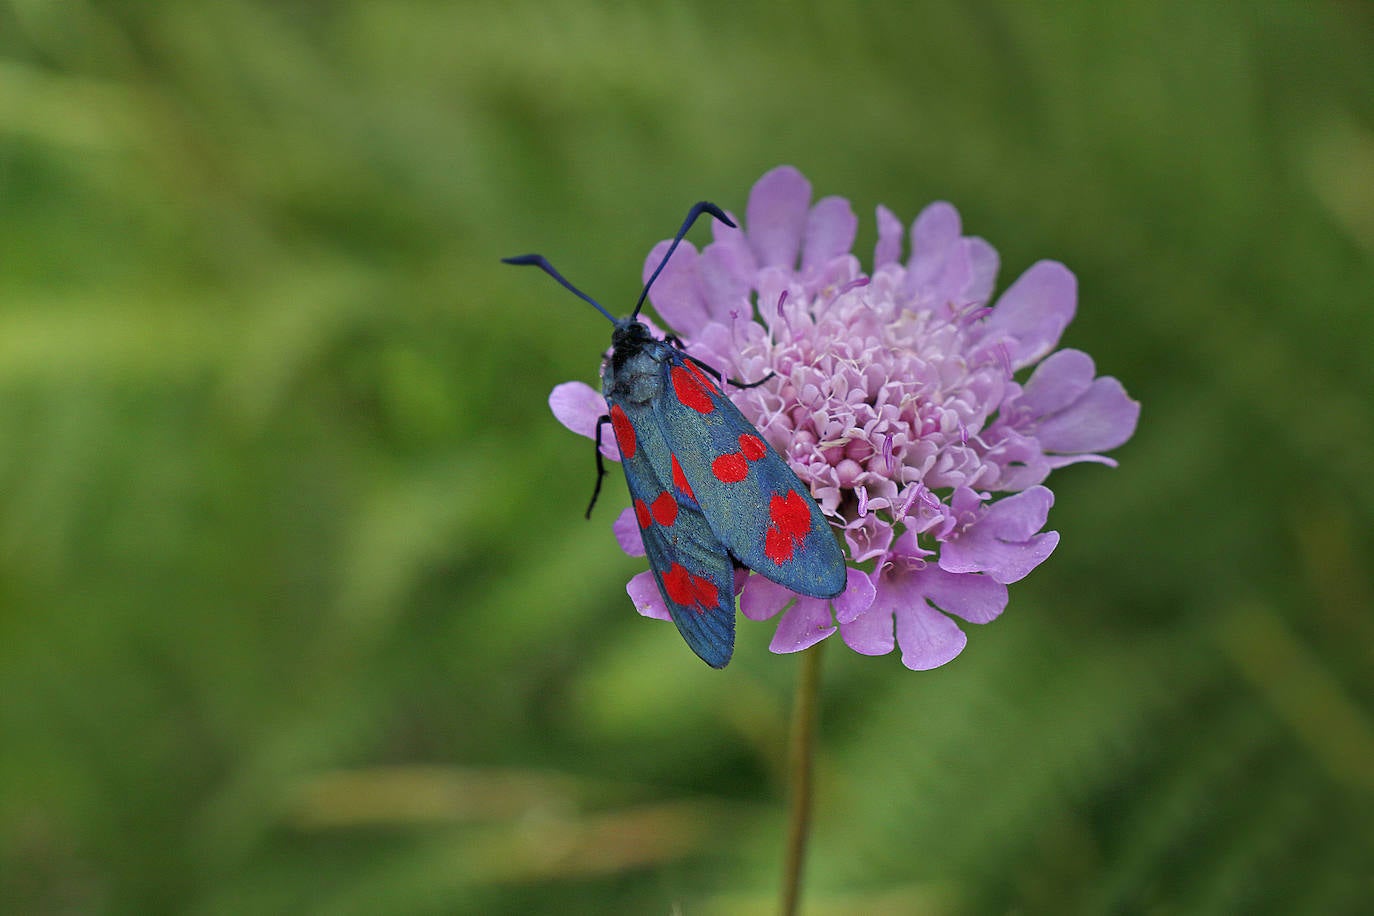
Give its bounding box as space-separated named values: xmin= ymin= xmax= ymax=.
xmin=504 ymin=202 xmax=847 ymax=668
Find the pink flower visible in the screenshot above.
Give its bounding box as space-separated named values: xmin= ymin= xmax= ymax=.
xmin=551 ymin=166 xmax=1139 ymax=669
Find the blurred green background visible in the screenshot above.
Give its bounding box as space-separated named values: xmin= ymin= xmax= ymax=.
xmin=2 ymin=2 xmax=1372 ymax=913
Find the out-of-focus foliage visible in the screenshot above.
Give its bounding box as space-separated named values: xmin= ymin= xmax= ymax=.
xmin=1 ymin=2 xmax=1371 ymax=913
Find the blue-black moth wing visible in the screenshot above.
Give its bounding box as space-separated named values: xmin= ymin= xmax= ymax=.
xmin=606 ymin=398 xmax=736 ymax=668
xmin=651 ymin=351 xmax=846 ymax=599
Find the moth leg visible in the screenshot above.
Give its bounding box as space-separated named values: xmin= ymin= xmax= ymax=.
xmin=586 ymin=414 xmax=612 ymax=519
xmin=664 ymin=336 xmax=776 ymax=389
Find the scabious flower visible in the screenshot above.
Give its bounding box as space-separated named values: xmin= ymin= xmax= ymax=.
xmin=551 ymin=166 xmax=1139 ymax=670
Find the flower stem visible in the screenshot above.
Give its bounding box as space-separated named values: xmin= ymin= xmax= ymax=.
xmin=779 ymin=640 xmax=825 ymax=916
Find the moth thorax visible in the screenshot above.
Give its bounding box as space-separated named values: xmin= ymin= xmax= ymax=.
xmin=604 ymin=346 xmax=663 ymax=404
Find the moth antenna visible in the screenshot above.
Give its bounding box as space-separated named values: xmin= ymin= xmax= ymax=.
xmin=502 ymin=253 xmax=617 ymax=324
xmin=632 ymin=202 xmax=736 ymax=319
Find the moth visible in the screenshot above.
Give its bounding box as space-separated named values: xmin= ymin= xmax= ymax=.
xmin=505 ymin=202 xmax=846 ymax=667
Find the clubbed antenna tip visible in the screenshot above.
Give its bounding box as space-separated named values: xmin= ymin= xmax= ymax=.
xmin=633 ymin=201 xmax=735 ymax=318
xmin=502 ymin=253 xmax=616 ymax=323
xmin=504 ymin=200 xmax=735 ymax=325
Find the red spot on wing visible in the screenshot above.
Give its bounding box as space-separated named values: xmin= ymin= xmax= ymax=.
xmin=671 ymin=364 xmax=715 ymax=414
xmin=634 ymin=498 xmax=651 ymax=529
xmin=663 ymin=563 xmax=720 ymax=610
xmin=764 ymin=490 xmax=815 ymax=565
xmin=651 ymin=492 xmax=678 ymax=527
xmin=739 ymin=433 xmax=766 ymax=461
xmin=671 ymin=454 xmax=695 ymax=501
xmin=710 ymin=433 xmax=769 ymax=484
xmin=775 ymin=490 xmax=812 ymax=532
xmin=765 ymin=527 xmax=794 ymax=565
xmin=610 ymin=404 xmax=636 ymax=458
xmin=712 ymin=453 xmax=749 ymax=483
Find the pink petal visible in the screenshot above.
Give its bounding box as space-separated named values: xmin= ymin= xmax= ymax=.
xmin=747 ymin=165 xmax=812 ymax=269
xmin=627 ymin=571 xmax=671 ymax=621
xmin=904 ymin=204 xmax=996 ymax=310
xmin=907 ymin=202 xmax=962 ymax=291
xmin=895 ymin=600 xmax=969 ymax=670
xmin=1035 ymin=376 xmax=1140 ymax=456
xmin=874 ymin=204 xmax=904 ymax=267
xmin=839 ymin=568 xmax=987 ymax=668
xmin=839 ymin=581 xmax=895 ymax=656
xmin=965 ymin=237 xmax=1000 ymax=305
xmin=1013 ymin=349 xmax=1139 ymax=456
xmin=987 ymin=486 xmax=1055 ymax=541
xmin=697 ymin=242 xmax=754 ymax=325
xmin=1019 ymin=349 xmax=1096 ymax=415
xmin=943 ymin=241 xmax=982 ymax=308
xmin=708 ymin=209 xmax=757 ymax=273
xmin=756 ymin=266 xmax=799 ymax=337
xmin=549 ymin=382 xmax=619 ymax=460
xmin=843 ymin=514 xmax=896 ymax=563
xmin=916 ymin=567 xmax=1008 ymax=625
xmin=832 ymin=567 xmax=876 ymax=624
xmin=802 ymin=196 xmax=858 ymax=271
xmin=981 ymin=260 xmax=1077 ymax=370
xmin=889 ymin=528 xmax=934 ymax=562
xmin=642 ymin=239 xmax=708 ymax=335
xmin=613 ymin=507 xmax=645 ymax=557
xmin=939 ymin=486 xmax=1060 ymax=584
xmin=980 ymin=428 xmax=1050 ymax=492
xmin=768 ymin=597 xmax=835 ymax=653
xmin=949 ymin=485 xmax=984 ymax=519
xmin=739 ymin=574 xmax=796 ymax=621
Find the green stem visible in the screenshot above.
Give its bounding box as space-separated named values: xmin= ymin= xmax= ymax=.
xmin=779 ymin=640 xmax=825 ymax=916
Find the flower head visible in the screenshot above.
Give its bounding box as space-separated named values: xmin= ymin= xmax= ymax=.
xmin=552 ymin=166 xmax=1138 ymax=669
